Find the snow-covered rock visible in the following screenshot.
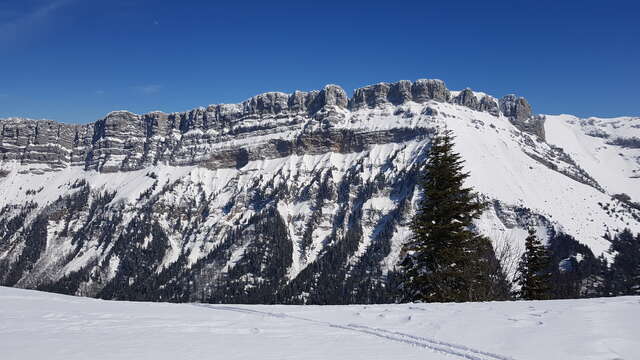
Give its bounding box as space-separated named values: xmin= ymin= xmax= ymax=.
xmin=1 ymin=79 xmax=639 ymax=303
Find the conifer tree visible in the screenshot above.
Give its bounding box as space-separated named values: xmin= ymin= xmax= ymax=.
xmin=517 ymin=228 xmax=551 ymax=300
xmin=608 ymin=229 xmax=640 ymax=295
xmin=401 ymin=129 xmax=505 ymax=303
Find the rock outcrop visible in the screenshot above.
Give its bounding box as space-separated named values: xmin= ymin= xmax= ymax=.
xmin=2 ymin=78 xmax=639 ymax=306
xmin=479 ymin=96 xmax=500 ymax=116
xmin=0 ymin=85 xmax=353 ymax=172
xmin=452 ymin=89 xmax=480 ymax=109
xmin=499 ymin=94 xmax=532 ymax=121
xmin=499 ymin=94 xmax=545 ymax=140
xmin=1 ymin=79 xmax=547 ymax=173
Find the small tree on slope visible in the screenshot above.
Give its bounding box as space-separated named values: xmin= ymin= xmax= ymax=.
xmin=517 ymin=228 xmax=551 ymax=300
xmin=401 ymin=129 xmax=507 ymax=303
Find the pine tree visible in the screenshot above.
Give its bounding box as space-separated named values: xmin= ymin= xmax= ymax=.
xmin=608 ymin=229 xmax=640 ymax=295
xmin=581 ymin=254 xmax=610 ymax=298
xmin=517 ymin=228 xmax=551 ymax=300
xmin=401 ymin=129 xmax=505 ymax=303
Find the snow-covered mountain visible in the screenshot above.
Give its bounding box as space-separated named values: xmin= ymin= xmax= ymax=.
xmin=1 ymin=79 xmax=639 ymax=303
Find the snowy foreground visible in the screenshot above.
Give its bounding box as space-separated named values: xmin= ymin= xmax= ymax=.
xmin=1 ymin=287 xmax=638 ymax=360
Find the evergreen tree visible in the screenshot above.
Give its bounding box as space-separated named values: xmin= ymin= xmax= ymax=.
xmin=401 ymin=129 xmax=505 ymax=303
xmin=545 ymin=231 xmax=607 ymax=299
xmin=582 ymin=254 xmax=609 ymax=298
xmin=517 ymin=228 xmax=551 ymax=300
xmin=608 ymin=229 xmax=640 ymax=295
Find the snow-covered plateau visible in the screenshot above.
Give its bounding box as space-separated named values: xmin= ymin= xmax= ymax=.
xmin=1 ymin=286 xmax=638 ymax=360
xmin=1 ymin=79 xmax=639 ymax=303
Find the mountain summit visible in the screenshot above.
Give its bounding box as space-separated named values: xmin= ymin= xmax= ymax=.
xmin=1 ymin=79 xmax=639 ymax=303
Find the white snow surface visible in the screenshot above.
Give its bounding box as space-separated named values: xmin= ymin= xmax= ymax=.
xmin=2 ymin=101 xmax=640 ymax=282
xmin=0 ymin=286 xmax=638 ymax=360
xmin=544 ymin=114 xmax=640 ymax=201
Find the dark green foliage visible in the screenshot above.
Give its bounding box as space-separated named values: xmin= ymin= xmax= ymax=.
xmin=10 ymin=137 xmax=640 ymax=305
xmin=547 ymin=231 xmax=606 ymax=298
xmin=226 ymin=208 xmax=293 ymax=303
xmin=607 ymin=229 xmax=640 ymax=295
xmin=633 ymin=263 xmax=640 ymax=294
xmin=137 ymin=180 xmax=158 ymax=201
xmin=299 ymin=170 xmax=334 ymax=255
xmin=515 ymin=229 xmax=639 ymax=300
xmin=0 ymin=186 xmax=117 ymax=289
xmin=471 ymin=238 xmax=513 ymax=301
xmin=4 ymin=214 xmax=49 ymax=286
xmin=517 ymin=229 xmax=551 ymax=300
xmin=279 ymin=155 xmax=421 ymax=305
xmin=609 ymin=136 xmax=640 ymax=149
xmin=0 ymin=202 xmax=38 ymax=245
xmin=612 ymin=193 xmax=640 ymax=212
xmin=401 ymin=130 xmax=507 ymax=302
xmin=98 ymin=215 xmax=170 ymax=301
xmin=38 ymin=263 xmax=95 ymax=296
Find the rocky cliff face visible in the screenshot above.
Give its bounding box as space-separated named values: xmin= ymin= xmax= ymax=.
xmin=1 ymin=79 xmax=546 ymax=173
xmin=498 ymin=94 xmax=546 ymax=140
xmin=1 ymin=79 xmax=639 ymax=304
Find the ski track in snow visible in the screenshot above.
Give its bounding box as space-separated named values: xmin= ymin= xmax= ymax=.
xmin=196 ymin=304 xmax=516 ymax=360
xmin=2 ymin=287 xmax=639 ymax=360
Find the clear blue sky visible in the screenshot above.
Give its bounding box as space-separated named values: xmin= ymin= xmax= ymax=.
xmin=1 ymin=0 xmax=638 ymax=123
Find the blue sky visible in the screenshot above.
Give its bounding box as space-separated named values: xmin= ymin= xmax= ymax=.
xmin=0 ymin=0 xmax=638 ymax=123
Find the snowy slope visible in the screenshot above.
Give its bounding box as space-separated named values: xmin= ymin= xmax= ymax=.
xmin=1 ymin=286 xmax=638 ymax=360
xmin=1 ymin=79 xmax=640 ymax=303
xmin=428 ymin=103 xmax=636 ymax=256
xmin=544 ymin=114 xmax=640 ymax=201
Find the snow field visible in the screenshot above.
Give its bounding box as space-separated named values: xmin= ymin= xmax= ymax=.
xmin=0 ymin=286 xmax=638 ymax=360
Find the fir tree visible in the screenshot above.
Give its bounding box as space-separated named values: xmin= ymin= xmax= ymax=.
xmin=608 ymin=229 xmax=640 ymax=295
xmin=401 ymin=129 xmax=505 ymax=303
xmin=517 ymin=228 xmax=551 ymax=300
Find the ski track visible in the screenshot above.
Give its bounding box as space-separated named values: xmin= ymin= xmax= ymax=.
xmin=195 ymin=304 xmax=517 ymax=360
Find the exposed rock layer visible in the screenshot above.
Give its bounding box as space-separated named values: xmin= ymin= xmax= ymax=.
xmin=1 ymin=78 xmax=638 ymax=305
xmin=1 ymin=79 xmax=544 ymax=172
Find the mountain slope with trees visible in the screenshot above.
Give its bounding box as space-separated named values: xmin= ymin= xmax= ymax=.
xmin=1 ymin=79 xmax=639 ymax=303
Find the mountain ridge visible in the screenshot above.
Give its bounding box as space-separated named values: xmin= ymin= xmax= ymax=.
xmin=0 ymin=80 xmax=536 ymax=129
xmin=1 ymin=78 xmax=639 ymax=303
xmin=0 ymin=79 xmax=542 ymax=174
